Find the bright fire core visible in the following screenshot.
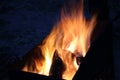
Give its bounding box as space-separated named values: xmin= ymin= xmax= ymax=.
xmin=22 ymin=1 xmax=96 ymax=80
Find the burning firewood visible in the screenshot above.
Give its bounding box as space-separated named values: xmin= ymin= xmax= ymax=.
xmin=13 ymin=0 xmax=97 ymax=80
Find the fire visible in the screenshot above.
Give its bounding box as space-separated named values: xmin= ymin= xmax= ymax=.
xmin=22 ymin=0 xmax=96 ymax=80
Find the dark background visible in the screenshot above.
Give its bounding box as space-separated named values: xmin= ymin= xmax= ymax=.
xmin=0 ymin=0 xmax=120 ymax=80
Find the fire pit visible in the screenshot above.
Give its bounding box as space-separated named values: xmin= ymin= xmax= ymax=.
xmin=5 ymin=0 xmax=114 ymax=80
xmin=18 ymin=0 xmax=97 ymax=80
xmin=8 ymin=70 xmax=64 ymax=80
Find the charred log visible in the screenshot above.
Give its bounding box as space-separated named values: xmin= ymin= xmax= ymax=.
xmin=49 ymin=50 xmax=66 ymax=78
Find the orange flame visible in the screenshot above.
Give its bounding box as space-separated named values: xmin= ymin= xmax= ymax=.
xmin=22 ymin=0 xmax=96 ymax=80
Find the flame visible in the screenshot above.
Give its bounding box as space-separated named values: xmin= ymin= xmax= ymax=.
xmin=22 ymin=0 xmax=96 ymax=80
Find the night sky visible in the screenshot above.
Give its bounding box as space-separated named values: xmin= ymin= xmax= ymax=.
xmin=0 ymin=0 xmax=120 ymax=80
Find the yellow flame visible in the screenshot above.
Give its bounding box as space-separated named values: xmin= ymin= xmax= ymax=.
xmin=22 ymin=0 xmax=96 ymax=80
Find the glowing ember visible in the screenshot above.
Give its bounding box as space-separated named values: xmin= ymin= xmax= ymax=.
xmin=22 ymin=0 xmax=96 ymax=80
